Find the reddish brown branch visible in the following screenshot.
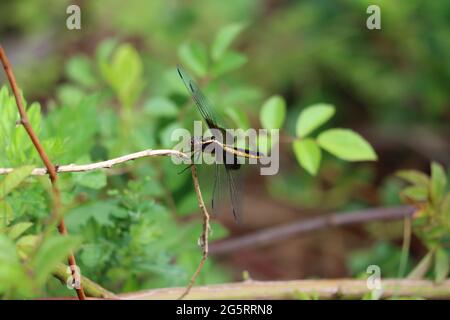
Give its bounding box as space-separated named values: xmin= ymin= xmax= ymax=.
xmin=0 ymin=46 xmax=86 ymax=300
xmin=210 ymin=205 xmax=415 ymax=255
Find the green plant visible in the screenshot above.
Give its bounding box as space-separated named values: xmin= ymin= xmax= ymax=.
xmin=397 ymin=162 xmax=450 ymax=283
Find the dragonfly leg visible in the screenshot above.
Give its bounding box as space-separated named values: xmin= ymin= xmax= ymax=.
xmin=177 ymin=163 xmax=194 ymax=175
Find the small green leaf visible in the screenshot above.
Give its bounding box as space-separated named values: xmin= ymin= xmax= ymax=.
xmin=317 ymin=128 xmax=377 ymax=161
xmin=65 ymin=55 xmax=98 ymax=88
xmin=0 ymin=166 xmax=35 ymax=199
xmin=225 ymin=107 xmax=250 ymax=129
xmin=211 ymin=51 xmax=247 ymax=77
xmin=73 ymin=170 xmax=107 ymax=190
xmin=0 ymin=234 xmax=31 ymax=296
xmin=160 ymin=122 xmax=182 ymax=148
xmin=7 ymin=222 xmax=33 ymax=241
xmin=396 ymin=170 xmax=430 ymax=187
xmin=80 ymin=244 xmax=104 ymax=268
xmin=102 ymin=44 xmax=143 ymax=108
xmin=260 ymin=95 xmax=286 ymax=130
xmin=56 ymin=85 xmax=84 ymax=106
xmin=430 ymin=162 xmax=447 ymax=205
xmin=32 ymin=235 xmax=81 ymax=285
xmin=144 ymin=97 xmax=178 ymax=118
xmin=401 ymin=186 xmax=428 ymax=202
xmin=0 ymin=200 xmax=13 ymax=229
xmin=296 ymin=103 xmax=335 ymax=137
xmin=178 ymin=42 xmax=208 ymax=77
xmin=66 ymin=201 xmax=118 ymax=229
xmin=16 ymin=235 xmax=39 ymax=259
xmin=292 ymin=139 xmax=321 ymax=175
xmin=96 ymin=38 xmax=118 ymax=68
xmin=211 ymin=23 xmax=246 ymax=61
xmin=434 ymin=248 xmax=449 ymax=283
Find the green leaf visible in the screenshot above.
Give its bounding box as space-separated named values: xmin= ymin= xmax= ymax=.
xmin=178 ymin=42 xmax=208 ymax=77
xmin=434 ymin=248 xmax=449 ymax=283
xmin=260 ymin=95 xmax=286 ymax=130
xmin=225 ymin=107 xmax=250 ymax=129
xmin=296 ymin=103 xmax=335 ymax=137
xmin=65 ymin=55 xmax=98 ymax=88
xmin=7 ymin=222 xmax=33 ymax=241
xmin=401 ymin=186 xmax=428 ymax=201
xmin=0 ymin=200 xmax=13 ymax=230
xmin=0 ymin=234 xmax=31 ymax=296
xmin=293 ymin=139 xmax=321 ymax=175
xmin=430 ymin=162 xmax=447 ymax=205
xmin=144 ymin=97 xmax=178 ymax=118
xmin=56 ymin=85 xmax=84 ymax=106
xmin=0 ymin=166 xmax=34 ymax=199
xmin=80 ymin=244 xmax=104 ymax=268
xmin=73 ymin=170 xmax=107 ymax=190
xmin=211 ymin=23 xmax=246 ymax=61
xmin=159 ymin=122 xmax=182 ymax=148
xmin=32 ymin=235 xmax=81 ymax=285
xmin=211 ymin=51 xmax=247 ymax=77
xmin=66 ymin=201 xmax=119 ymax=229
xmin=102 ymin=44 xmax=143 ymax=108
xmin=396 ymin=170 xmax=430 ymax=187
xmin=96 ymin=38 xmax=118 ymax=67
xmin=16 ymin=235 xmax=39 ymax=259
xmin=317 ymin=128 xmax=377 ymax=161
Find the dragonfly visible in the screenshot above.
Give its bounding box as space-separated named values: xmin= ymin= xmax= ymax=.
xmin=177 ymin=65 xmax=263 ymax=221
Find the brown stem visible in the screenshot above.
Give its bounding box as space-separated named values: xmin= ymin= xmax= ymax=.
xmin=210 ymin=205 xmax=415 ymax=255
xmin=0 ymin=46 xmax=86 ymax=300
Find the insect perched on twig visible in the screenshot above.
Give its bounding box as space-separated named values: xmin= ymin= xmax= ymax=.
xmin=177 ymin=65 xmax=263 ymax=222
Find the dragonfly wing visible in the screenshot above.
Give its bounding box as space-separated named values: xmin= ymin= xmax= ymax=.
xmin=225 ymin=164 xmax=243 ymax=222
xmin=177 ymin=65 xmax=219 ymax=128
xmin=211 ymin=163 xmax=225 ymax=216
xmin=210 ymin=150 xmax=243 ymax=222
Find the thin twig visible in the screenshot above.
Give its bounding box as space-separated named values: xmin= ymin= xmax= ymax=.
xmin=210 ymin=205 xmax=416 ymax=255
xmin=0 ymin=149 xmax=189 ymax=175
xmin=398 ymin=216 xmax=412 ymax=278
xmin=120 ymin=279 xmax=450 ymax=300
xmin=178 ymin=164 xmax=211 ymax=300
xmin=0 ymin=46 xmax=86 ymax=300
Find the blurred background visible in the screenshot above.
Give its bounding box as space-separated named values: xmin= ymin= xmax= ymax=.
xmin=0 ymin=0 xmax=448 ymax=297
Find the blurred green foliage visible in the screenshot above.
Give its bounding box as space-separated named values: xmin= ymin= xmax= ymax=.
xmin=0 ymin=0 xmax=449 ymax=298
xmin=397 ymin=162 xmax=449 ymax=283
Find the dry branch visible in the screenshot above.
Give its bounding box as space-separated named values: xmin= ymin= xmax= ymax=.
xmin=119 ymin=279 xmax=450 ymax=300
xmin=210 ymin=205 xmax=415 ymax=255
xmin=178 ymin=164 xmax=211 ymax=300
xmin=0 ymin=149 xmax=189 ymax=175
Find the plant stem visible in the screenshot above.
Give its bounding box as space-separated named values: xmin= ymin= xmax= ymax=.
xmin=0 ymin=46 xmax=86 ymax=299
